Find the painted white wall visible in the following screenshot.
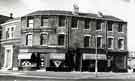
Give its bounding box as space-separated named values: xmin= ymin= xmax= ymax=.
xmin=2 ymin=45 xmax=13 ymax=70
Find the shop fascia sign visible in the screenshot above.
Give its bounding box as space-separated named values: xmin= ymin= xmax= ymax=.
xmin=19 ymin=49 xmax=29 ymax=52
xmin=83 ymin=53 xmax=107 ymax=60
xmin=50 ymin=53 xmax=65 ymax=60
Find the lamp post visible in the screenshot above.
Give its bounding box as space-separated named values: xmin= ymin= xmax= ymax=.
xmin=95 ymin=36 xmax=98 ymax=77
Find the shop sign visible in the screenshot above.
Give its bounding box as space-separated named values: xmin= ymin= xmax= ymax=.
xmin=19 ymin=49 xmax=29 ymax=52
xmin=50 ymin=53 xmax=65 ymax=60
xmin=83 ymin=53 xmax=106 ymax=60
xmin=18 ymin=53 xmax=32 ymax=59
xmin=53 ymin=60 xmax=62 ymax=67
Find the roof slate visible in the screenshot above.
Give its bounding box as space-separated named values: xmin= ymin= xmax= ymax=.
xmin=25 ymin=10 xmax=125 ymax=22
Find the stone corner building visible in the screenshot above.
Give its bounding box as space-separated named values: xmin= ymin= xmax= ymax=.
xmin=1 ymin=8 xmax=128 ymax=72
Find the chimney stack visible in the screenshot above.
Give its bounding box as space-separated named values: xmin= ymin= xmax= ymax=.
xmin=10 ymin=13 xmax=13 ymax=19
xmin=97 ymin=11 xmax=103 ymax=17
xmin=72 ymin=4 xmax=79 ymax=15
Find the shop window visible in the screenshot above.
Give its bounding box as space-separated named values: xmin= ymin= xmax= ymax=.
xmin=26 ymin=34 xmax=32 ymax=46
xmin=27 ymin=19 xmax=34 ymax=28
xmin=40 ymin=34 xmax=48 ymax=45
xmin=97 ymin=36 xmax=102 ymax=48
xmin=59 ymin=16 xmax=65 ymax=27
xmin=84 ymin=36 xmax=90 ymax=47
xmin=118 ymin=38 xmax=124 ymax=50
xmin=84 ymin=19 xmax=90 ymax=29
xmin=71 ymin=17 xmax=78 ymax=28
xmin=58 ymin=34 xmax=65 ymax=45
xmin=41 ymin=17 xmax=48 ymax=26
xmin=108 ymin=38 xmax=113 ymax=49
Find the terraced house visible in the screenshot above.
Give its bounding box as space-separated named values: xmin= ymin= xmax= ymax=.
xmin=1 ymin=6 xmax=128 ymax=72
xmin=1 ymin=18 xmax=21 ymax=70
xmin=0 ymin=15 xmax=11 ymax=68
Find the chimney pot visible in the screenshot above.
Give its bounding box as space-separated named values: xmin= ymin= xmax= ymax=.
xmin=72 ymin=4 xmax=79 ymax=15
xmin=97 ymin=11 xmax=103 ymax=17
xmin=10 ymin=13 xmax=13 ymax=18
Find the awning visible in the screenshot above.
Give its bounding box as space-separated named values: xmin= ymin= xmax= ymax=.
xmin=83 ymin=53 xmax=107 ymax=60
xmin=50 ymin=53 xmax=65 ymax=60
xmin=18 ymin=53 xmax=32 ymax=59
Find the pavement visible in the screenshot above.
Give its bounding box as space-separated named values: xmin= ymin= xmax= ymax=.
xmin=0 ymin=70 xmax=135 ymax=79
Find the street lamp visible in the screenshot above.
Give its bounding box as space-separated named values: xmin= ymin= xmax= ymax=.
xmin=95 ymin=36 xmax=98 ymax=77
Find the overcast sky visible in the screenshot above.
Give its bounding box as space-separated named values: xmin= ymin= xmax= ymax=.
xmin=0 ymin=0 xmax=135 ymax=51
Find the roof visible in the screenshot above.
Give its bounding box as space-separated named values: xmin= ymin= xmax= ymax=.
xmin=0 ymin=15 xmax=11 ymax=24
xmin=1 ymin=17 xmax=21 ymax=26
xmin=24 ymin=10 xmax=125 ymax=22
xmin=5 ymin=17 xmax=21 ymax=23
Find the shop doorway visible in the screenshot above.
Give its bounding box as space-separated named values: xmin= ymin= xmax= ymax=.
xmin=39 ymin=54 xmax=49 ymax=70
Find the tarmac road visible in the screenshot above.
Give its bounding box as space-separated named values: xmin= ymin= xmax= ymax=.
xmin=0 ymin=76 xmax=135 ymax=81
xmin=0 ymin=71 xmax=135 ymax=80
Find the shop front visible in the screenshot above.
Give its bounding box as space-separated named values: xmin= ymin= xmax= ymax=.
xmin=82 ymin=53 xmax=107 ymax=72
xmin=18 ymin=53 xmax=37 ymax=70
xmin=47 ymin=53 xmax=66 ymax=71
xmin=107 ymin=51 xmax=128 ymax=72
xmin=18 ymin=48 xmax=67 ymax=71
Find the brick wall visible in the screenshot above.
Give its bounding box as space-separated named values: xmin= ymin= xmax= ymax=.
xmin=21 ymin=15 xmax=127 ymax=51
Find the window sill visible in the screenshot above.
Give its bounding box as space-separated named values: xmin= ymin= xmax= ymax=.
xmin=108 ymin=48 xmax=114 ymax=50
xmin=48 ymin=45 xmax=65 ymax=48
xmin=83 ymin=29 xmax=91 ymax=30
xmin=96 ymin=30 xmax=102 ymax=32
xmin=118 ymin=32 xmax=124 ymax=33
xmin=108 ymin=31 xmax=113 ymax=32
xmin=71 ymin=27 xmax=78 ymax=29
xmin=40 ymin=45 xmax=48 ymax=46
xmin=58 ymin=26 xmax=65 ymax=28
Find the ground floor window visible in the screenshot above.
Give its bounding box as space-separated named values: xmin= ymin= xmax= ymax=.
xmin=82 ymin=60 xmax=108 ymax=72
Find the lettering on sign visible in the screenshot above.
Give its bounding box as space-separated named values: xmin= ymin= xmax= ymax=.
xmin=53 ymin=60 xmax=62 ymax=67
xmin=50 ymin=53 xmax=65 ymax=59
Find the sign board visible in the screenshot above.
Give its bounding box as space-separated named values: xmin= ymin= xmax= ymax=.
xmin=18 ymin=53 xmax=32 ymax=59
xmin=83 ymin=53 xmax=106 ymax=60
xmin=53 ymin=60 xmax=62 ymax=67
xmin=19 ymin=49 xmax=29 ymax=52
xmin=50 ymin=53 xmax=65 ymax=60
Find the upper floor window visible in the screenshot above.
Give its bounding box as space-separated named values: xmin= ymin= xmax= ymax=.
xmin=118 ymin=38 xmax=124 ymax=50
xmin=97 ymin=36 xmax=102 ymax=48
xmin=28 ymin=19 xmax=34 ymax=28
xmin=108 ymin=22 xmax=113 ymax=31
xmin=96 ymin=21 xmax=102 ymax=31
xmin=108 ymin=37 xmax=114 ymax=49
xmin=84 ymin=19 xmax=90 ymax=29
xmin=118 ymin=23 xmax=123 ymax=32
xmin=11 ymin=27 xmax=14 ymax=38
xmin=26 ymin=34 xmax=32 ymax=46
xmin=58 ymin=34 xmax=65 ymax=45
xmin=84 ymin=36 xmax=90 ymax=48
xmin=41 ymin=17 xmax=48 ymax=26
xmin=5 ymin=27 xmax=15 ymax=39
xmin=6 ymin=28 xmax=10 ymax=39
xmin=71 ymin=17 xmax=78 ymax=28
xmin=59 ymin=16 xmax=65 ymax=27
xmin=40 ymin=34 xmax=48 ymax=45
